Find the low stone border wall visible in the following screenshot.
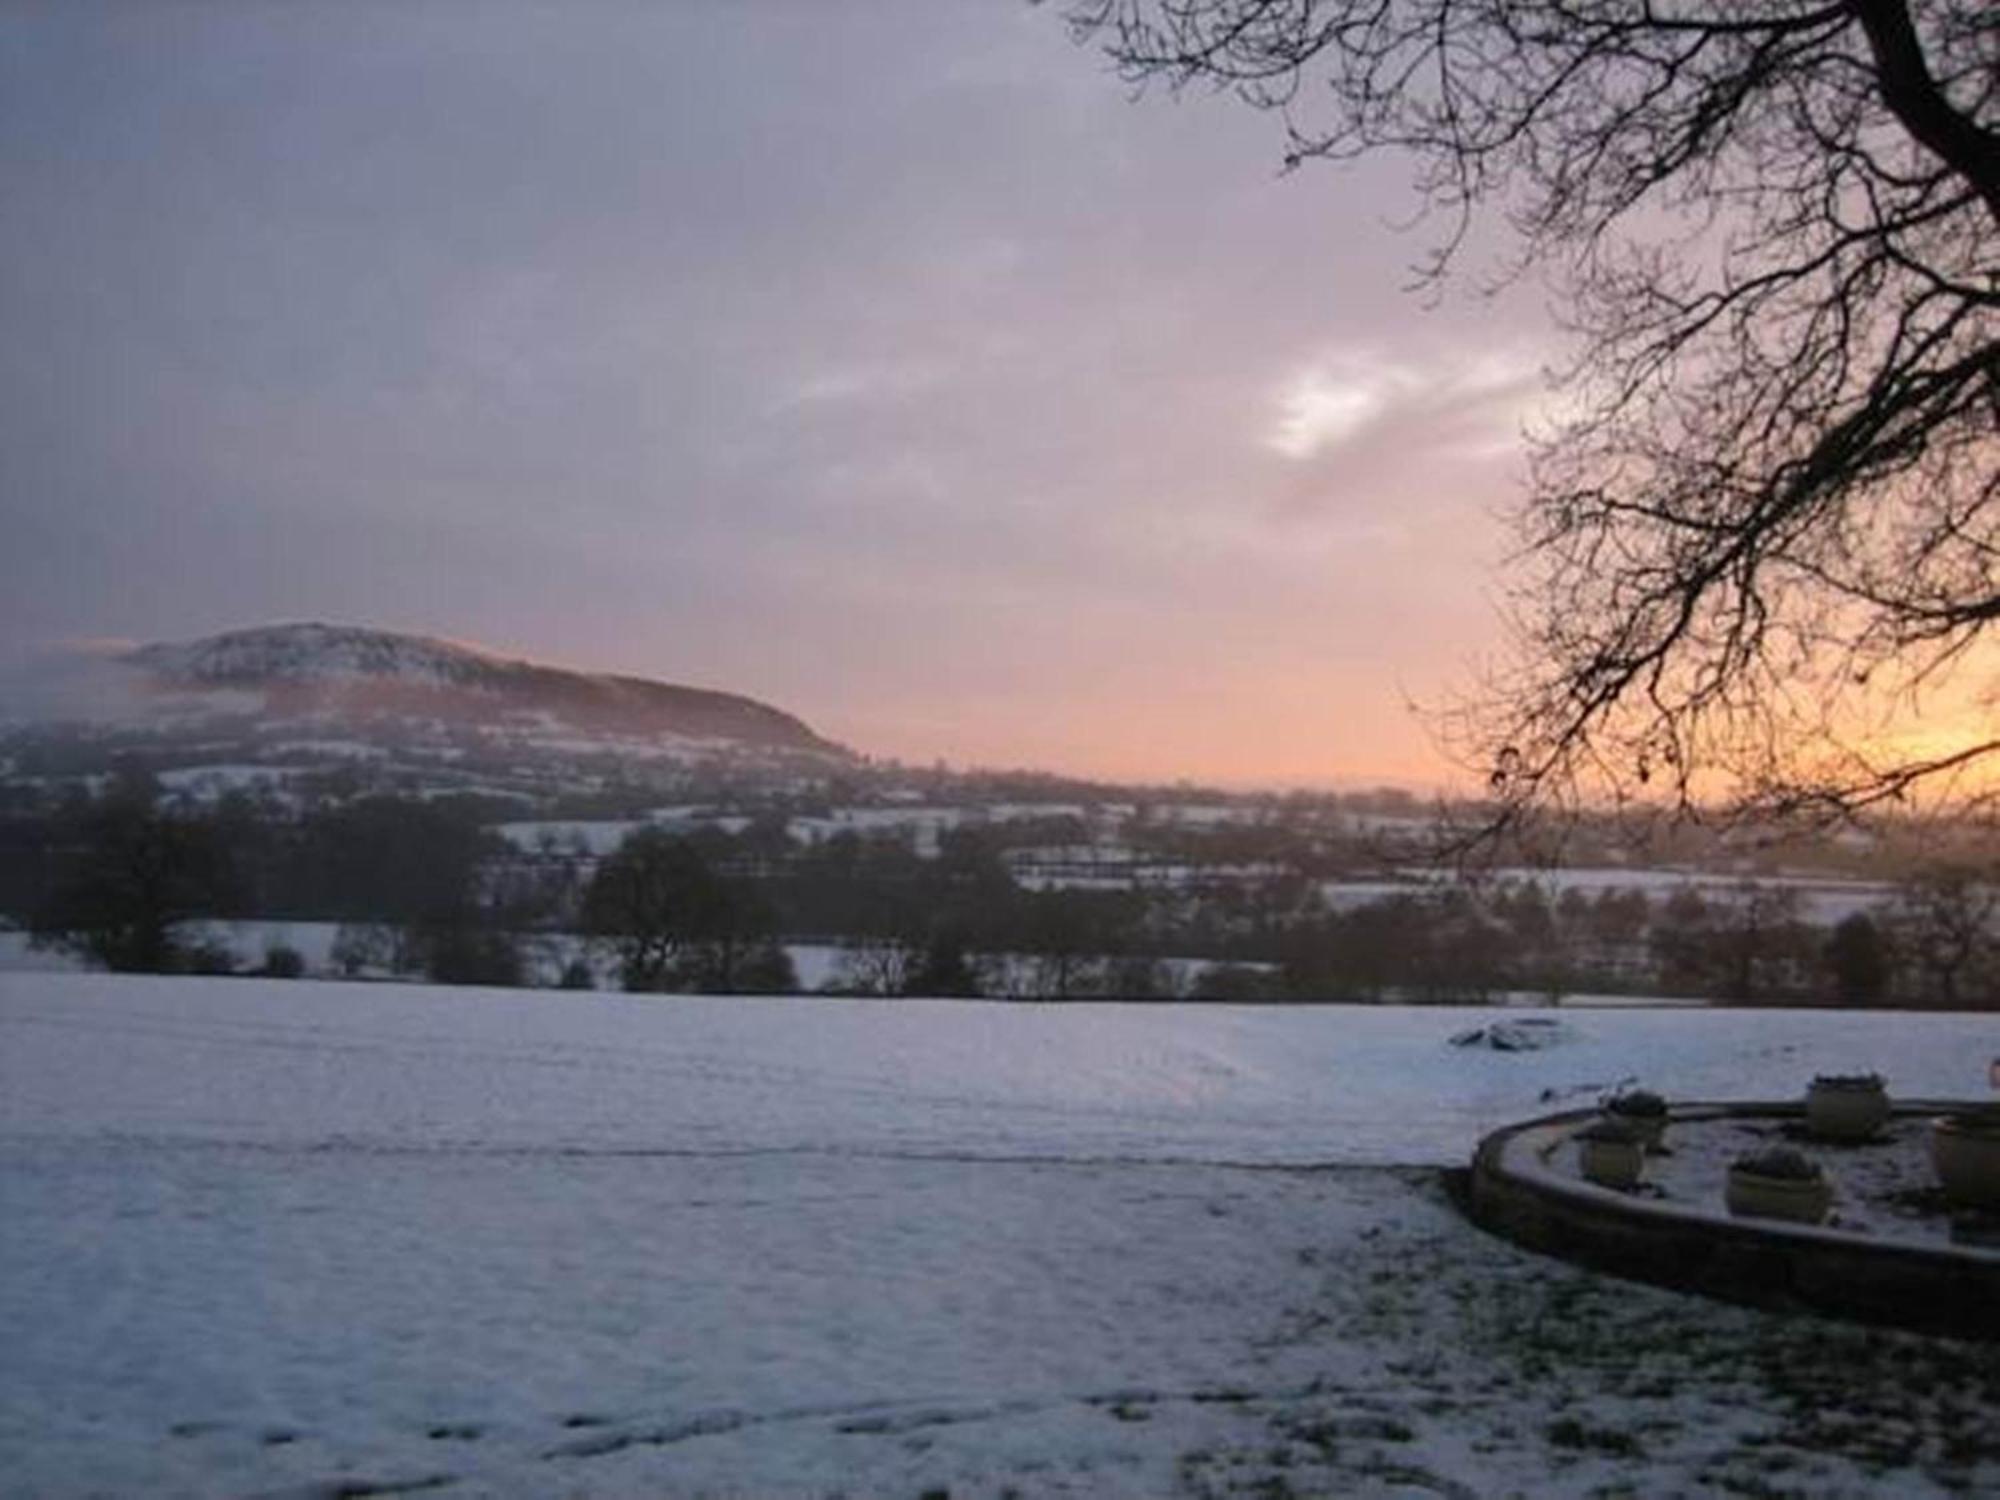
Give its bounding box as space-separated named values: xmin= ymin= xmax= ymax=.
xmin=1466 ymin=1102 xmax=2000 ymax=1342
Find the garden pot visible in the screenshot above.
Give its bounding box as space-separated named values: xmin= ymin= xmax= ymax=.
xmin=1578 ymin=1133 xmax=1645 ymax=1189
xmin=1606 ymin=1110 xmax=1667 ymax=1151
xmin=1725 ymin=1167 xmax=1831 ymax=1224
xmin=1930 ymin=1115 xmax=2000 ymax=1209
xmin=1805 ymin=1079 xmax=1889 ymax=1142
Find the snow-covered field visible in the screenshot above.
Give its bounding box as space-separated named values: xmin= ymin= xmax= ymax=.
xmin=3 ymin=975 xmax=1996 ymax=1498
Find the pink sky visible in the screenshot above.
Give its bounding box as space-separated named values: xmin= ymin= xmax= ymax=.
xmin=1 ymin=4 xmax=1559 ymax=789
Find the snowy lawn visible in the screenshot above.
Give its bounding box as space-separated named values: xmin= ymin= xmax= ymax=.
xmin=2 ymin=975 xmax=1997 ymax=1498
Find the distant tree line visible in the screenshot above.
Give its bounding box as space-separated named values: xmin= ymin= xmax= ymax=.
xmin=11 ymin=774 xmax=533 ymax=983
xmin=5 ymin=778 xmax=1996 ymax=1008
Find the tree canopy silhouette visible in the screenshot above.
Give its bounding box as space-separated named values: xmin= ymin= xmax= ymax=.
xmin=31 ymin=780 xmax=239 ymax=973
xmin=1062 ymin=1 xmax=1997 ymax=828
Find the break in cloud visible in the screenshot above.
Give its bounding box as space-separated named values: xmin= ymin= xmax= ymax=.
xmin=0 ymin=2 xmax=1556 ymax=788
xmin=1267 ymin=349 xmax=1548 ymax=464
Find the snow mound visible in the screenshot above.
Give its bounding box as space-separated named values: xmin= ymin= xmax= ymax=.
xmin=1449 ymin=1017 xmax=1579 ymax=1052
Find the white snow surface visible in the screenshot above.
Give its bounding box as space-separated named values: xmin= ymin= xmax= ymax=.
xmin=11 ymin=978 xmax=1991 ymax=1164
xmin=4 ymin=975 xmax=1996 ymax=1498
xmin=0 ymin=931 xmax=88 ymax=973
xmin=495 ymin=819 xmax=645 ymax=855
xmin=129 ymin=622 xmax=507 ymax=689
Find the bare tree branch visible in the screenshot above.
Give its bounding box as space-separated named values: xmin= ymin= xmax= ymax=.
xmin=1060 ymin=0 xmax=1998 ymax=834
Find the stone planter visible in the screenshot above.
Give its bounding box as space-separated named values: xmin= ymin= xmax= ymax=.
xmin=1577 ymin=1129 xmax=1645 ymax=1190
xmin=1726 ymin=1165 xmax=1832 ymax=1224
xmin=1805 ymin=1076 xmax=1889 ymax=1142
xmin=1603 ymin=1097 xmax=1669 ymax=1152
xmin=1930 ymin=1114 xmax=2000 ymax=1209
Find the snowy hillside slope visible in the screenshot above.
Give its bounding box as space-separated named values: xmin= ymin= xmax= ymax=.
xmin=0 ymin=623 xmax=849 ymax=804
xmin=123 ymin=622 xmax=843 ymax=753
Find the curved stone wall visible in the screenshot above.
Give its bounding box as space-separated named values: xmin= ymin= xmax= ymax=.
xmin=1466 ymin=1101 xmax=2000 ymax=1341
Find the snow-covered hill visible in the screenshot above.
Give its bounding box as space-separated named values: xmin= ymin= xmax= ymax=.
xmin=122 ymin=622 xmax=841 ymax=752
xmin=0 ymin=623 xmax=850 ymax=805
xmin=128 ymin=621 xmax=520 ymax=689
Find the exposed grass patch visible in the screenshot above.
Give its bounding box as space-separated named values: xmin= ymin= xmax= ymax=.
xmin=1546 ymin=1416 xmax=1645 ymax=1458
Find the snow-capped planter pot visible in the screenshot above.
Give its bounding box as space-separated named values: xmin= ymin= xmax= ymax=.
xmin=1725 ymin=1148 xmax=1832 ymax=1225
xmin=1805 ymin=1073 xmax=1890 ymax=1142
xmin=1602 ymin=1089 xmax=1669 ymax=1151
xmin=1575 ymin=1119 xmax=1646 ymax=1190
xmin=1929 ymin=1109 xmax=2000 ymax=1209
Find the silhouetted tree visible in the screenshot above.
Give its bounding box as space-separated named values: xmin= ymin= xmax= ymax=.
xmin=30 ymin=779 xmax=238 ymax=973
xmin=1651 ymin=881 xmax=1815 ymax=1002
xmin=1415 ymin=886 xmax=1513 ymax=1002
xmin=583 ymin=828 xmax=788 ymax=993
xmin=1823 ymin=911 xmax=1891 ymax=1005
xmin=1013 ymin=889 xmax=1137 ymax=998
xmin=673 ymin=933 xmax=797 ymax=995
xmin=1103 ymin=952 xmax=1175 ymax=1000
xmin=1578 ymin=888 xmax=1651 ymax=989
xmin=1065 ymin=2 xmax=1999 ymax=826
xmin=1494 ymin=883 xmax=1567 ymax=1000
xmin=260 ymin=944 xmax=306 ymax=979
xmin=1188 ymin=961 xmax=1280 ymax=1001
xmin=330 ymin=921 xmax=413 ymax=978
xmin=1713 ymin=883 xmax=1816 ymax=1003
xmin=1890 ymin=860 xmax=2000 ymax=1007
xmin=409 ymin=919 xmax=524 ymax=988
xmin=1282 ymin=894 xmax=1434 ymax=1001
xmin=907 ymin=928 xmax=986 ymax=998
xmin=1650 ymin=887 xmax=1720 ymax=999
xmin=830 ymin=933 xmax=925 ymax=996
xmin=288 ymin=797 xmax=503 ymax=925
xmin=583 ymin=828 xmax=725 ymax=991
